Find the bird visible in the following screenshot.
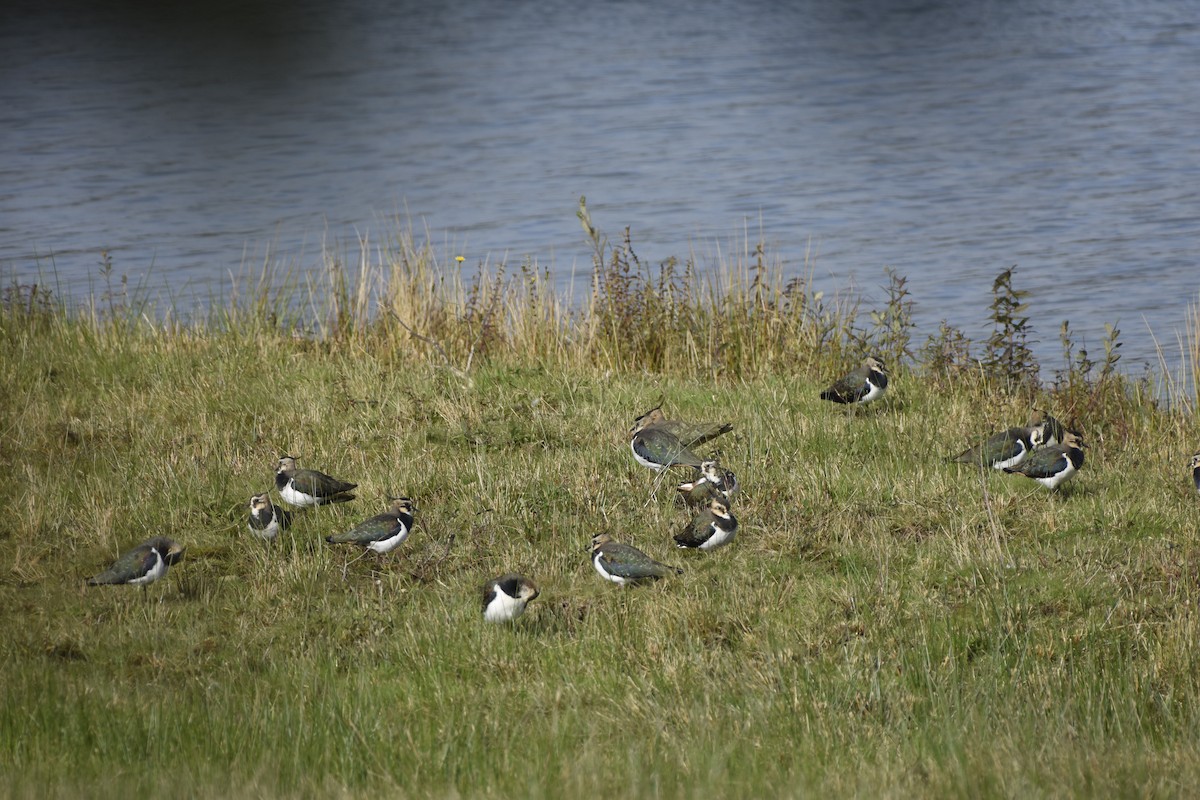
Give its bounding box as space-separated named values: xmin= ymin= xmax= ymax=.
xmin=819 ymin=356 xmax=888 ymax=406
xmin=674 ymin=496 xmax=739 ymax=551
xmin=1003 ymin=431 xmax=1086 ymax=490
xmin=630 ymin=426 xmax=705 ymax=472
xmin=482 ymin=574 xmax=540 ymax=623
xmin=325 ymin=497 xmax=416 ymax=556
xmin=1029 ymin=409 xmax=1067 ymax=446
xmin=677 ymin=459 xmax=739 ymax=506
xmin=275 ymin=456 xmax=357 ymax=507
xmin=590 ymin=534 xmax=683 ymax=586
xmin=1190 ymin=453 xmax=1200 ymax=495
xmin=247 ymin=493 xmax=292 ymax=541
xmin=629 ymin=402 xmax=733 ymax=449
xmin=87 ymin=537 xmax=185 ymax=587
xmin=953 ymin=425 xmax=1046 ymax=470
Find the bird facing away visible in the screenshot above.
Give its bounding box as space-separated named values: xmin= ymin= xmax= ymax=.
xmin=482 ymin=574 xmax=540 ymax=623
xmin=247 ymin=493 xmax=292 ymax=541
xmin=953 ymin=425 xmax=1046 ymax=470
xmin=87 ymin=537 xmax=185 ymax=586
xmin=819 ymin=356 xmax=888 ymax=406
xmin=590 ymin=534 xmax=683 ymax=586
xmin=629 ymin=403 xmax=734 ymax=448
xmin=677 ymin=459 xmax=739 ymax=506
xmin=674 ymin=496 xmax=739 ymax=551
xmin=325 ymin=497 xmax=416 ymax=555
xmin=1003 ymin=431 xmax=1086 ymax=490
xmin=275 ymin=456 xmax=357 ymax=507
xmin=1190 ymin=453 xmax=1200 ymax=495
xmin=1029 ymin=409 xmax=1067 ymax=446
xmin=630 ymin=426 xmax=705 ymax=472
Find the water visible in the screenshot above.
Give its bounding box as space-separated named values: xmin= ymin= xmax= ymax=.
xmin=3 ymin=0 xmax=1199 ymax=371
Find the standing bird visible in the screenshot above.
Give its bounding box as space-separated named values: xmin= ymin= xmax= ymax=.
xmin=677 ymin=459 xmax=739 ymax=506
xmin=482 ymin=574 xmax=540 ymax=623
xmin=629 ymin=403 xmax=733 ymax=449
xmin=1190 ymin=453 xmax=1200 ymax=495
xmin=247 ymin=493 xmax=292 ymax=541
xmin=87 ymin=537 xmax=185 ymax=587
xmin=275 ymin=456 xmax=357 ymax=507
xmin=1003 ymin=431 xmax=1086 ymax=490
xmin=325 ymin=497 xmax=416 ymax=557
xmin=629 ymin=425 xmax=704 ymax=472
xmin=674 ymin=496 xmax=739 ymax=551
xmin=819 ymin=356 xmax=889 ymax=406
xmin=590 ymin=534 xmax=683 ymax=586
xmin=953 ymin=425 xmax=1046 ymax=470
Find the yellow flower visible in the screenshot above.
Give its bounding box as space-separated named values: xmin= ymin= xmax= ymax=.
xmin=455 ymin=256 xmax=465 ymax=263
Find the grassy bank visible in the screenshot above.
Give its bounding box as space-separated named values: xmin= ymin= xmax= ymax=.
xmin=2 ymin=216 xmax=1200 ymax=797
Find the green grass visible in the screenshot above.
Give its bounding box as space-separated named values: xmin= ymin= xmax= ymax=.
xmin=2 ymin=229 xmax=1200 ymax=797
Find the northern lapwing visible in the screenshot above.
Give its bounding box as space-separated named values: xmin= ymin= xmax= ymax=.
xmin=953 ymin=425 xmax=1046 ymax=470
xmin=590 ymin=534 xmax=683 ymax=586
xmin=629 ymin=403 xmax=733 ymax=449
xmin=87 ymin=537 xmax=185 ymax=587
xmin=674 ymin=496 xmax=739 ymax=551
xmin=325 ymin=497 xmax=416 ymax=556
xmin=630 ymin=426 xmax=705 ymax=472
xmin=275 ymin=456 xmax=357 ymax=507
xmin=247 ymin=493 xmax=292 ymax=541
xmin=1030 ymin=409 xmax=1067 ymax=446
xmin=677 ymin=459 xmax=739 ymax=506
xmin=1190 ymin=453 xmax=1200 ymax=494
xmin=820 ymin=356 xmax=888 ymax=406
xmin=1003 ymin=431 xmax=1086 ymax=490
xmin=482 ymin=574 xmax=540 ymax=623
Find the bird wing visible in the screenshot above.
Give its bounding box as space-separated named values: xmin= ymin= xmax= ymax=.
xmin=821 ymin=366 xmax=869 ymax=403
xmin=649 ymin=419 xmax=733 ymax=448
xmin=293 ymin=469 xmax=356 ymax=497
xmin=328 ymin=512 xmax=405 ymax=544
xmin=1009 ymin=446 xmax=1068 ymax=478
xmin=632 ymin=428 xmax=703 ymax=468
xmin=955 ymin=428 xmax=1029 ymax=466
xmin=674 ymin=514 xmax=714 ymax=547
xmin=89 ymin=543 xmax=155 ymax=584
xmin=599 ymin=544 xmax=673 ymax=579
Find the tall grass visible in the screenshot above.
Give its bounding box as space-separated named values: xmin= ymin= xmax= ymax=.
xmin=2 ymin=216 xmax=1199 ymax=797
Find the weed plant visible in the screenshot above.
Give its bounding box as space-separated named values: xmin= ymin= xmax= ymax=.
xmin=2 ymin=216 xmax=1200 ymax=798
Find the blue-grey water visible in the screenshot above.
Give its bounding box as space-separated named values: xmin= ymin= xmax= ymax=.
xmin=3 ymin=0 xmax=1199 ymax=372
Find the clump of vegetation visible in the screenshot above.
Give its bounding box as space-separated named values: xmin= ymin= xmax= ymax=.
xmin=983 ymin=266 xmax=1040 ymax=395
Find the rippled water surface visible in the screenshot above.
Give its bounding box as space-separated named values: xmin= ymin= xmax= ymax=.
xmin=3 ymin=0 xmax=1199 ymax=368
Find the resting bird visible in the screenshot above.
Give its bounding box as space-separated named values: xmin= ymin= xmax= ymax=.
xmin=482 ymin=574 xmax=540 ymax=623
xmin=677 ymin=459 xmax=739 ymax=506
xmin=247 ymin=493 xmax=292 ymax=541
xmin=1190 ymin=453 xmax=1200 ymax=495
xmin=629 ymin=403 xmax=733 ymax=449
xmin=953 ymin=425 xmax=1046 ymax=470
xmin=1003 ymin=431 xmax=1086 ymax=490
xmin=275 ymin=456 xmax=357 ymax=507
xmin=1029 ymin=409 xmax=1067 ymax=446
xmin=326 ymin=497 xmax=416 ymax=556
xmin=590 ymin=534 xmax=683 ymax=586
xmin=87 ymin=537 xmax=185 ymax=587
xmin=674 ymin=496 xmax=739 ymax=551
xmin=820 ymin=357 xmax=888 ymax=406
